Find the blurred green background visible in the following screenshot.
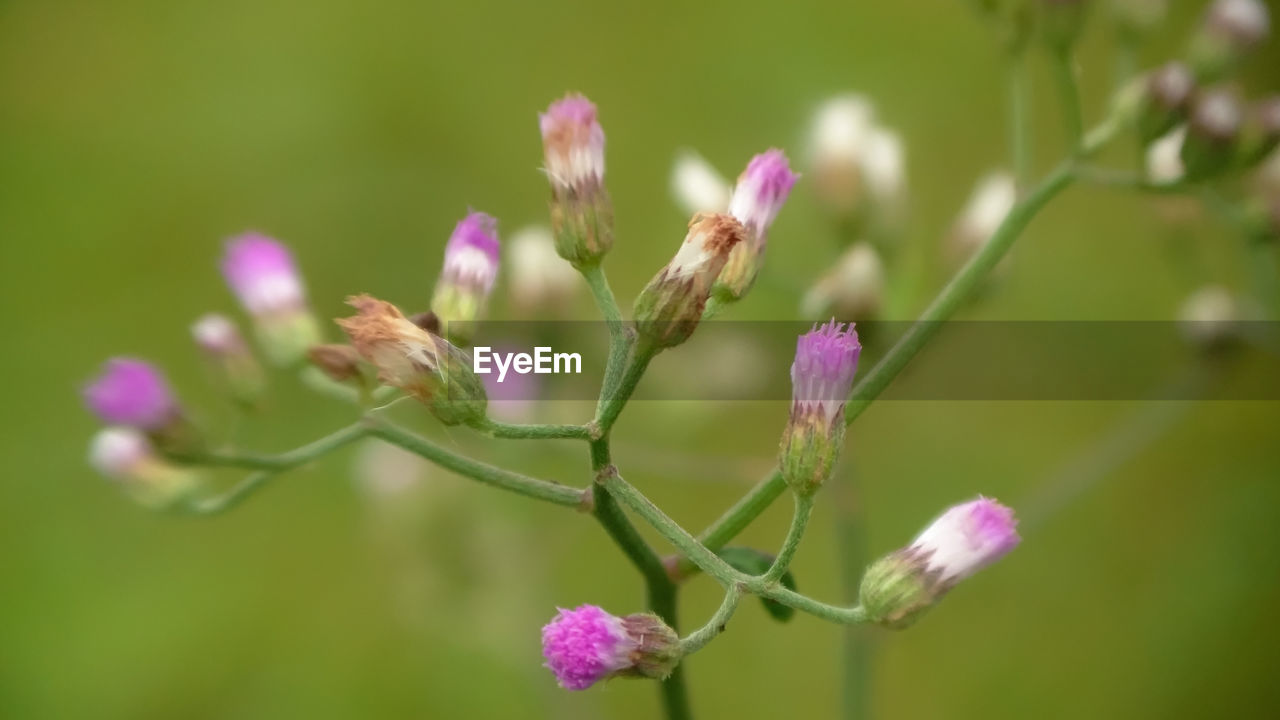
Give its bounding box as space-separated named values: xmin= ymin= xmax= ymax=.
xmin=3 ymin=1 xmax=1279 ymax=718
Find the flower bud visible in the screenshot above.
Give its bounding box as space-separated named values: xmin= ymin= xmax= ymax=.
xmin=860 ymin=497 xmax=1020 ymax=629
xmin=221 ymin=233 xmax=322 ymax=366
xmin=780 ymin=320 xmax=861 ymax=496
xmin=946 ymin=171 xmax=1017 ymax=268
xmin=89 ymin=427 xmax=200 ymax=510
xmin=862 ymin=127 xmax=908 ymax=225
xmin=541 ymin=605 xmax=680 ymax=691
xmin=1136 ymin=62 xmax=1195 ymax=144
xmin=192 ymin=313 xmax=265 ymax=405
xmin=808 ymin=95 xmax=875 ymax=220
xmin=84 ymin=358 xmax=200 ymax=453
xmin=337 ymin=294 xmax=487 ymax=426
xmin=1178 ymin=284 xmax=1239 ymax=350
xmin=801 ymin=243 xmax=886 ymax=322
xmin=671 ymin=150 xmax=731 ymax=216
xmin=1187 ymin=0 xmax=1271 ymax=81
xmin=1181 ymin=88 xmax=1243 ymax=179
xmin=508 ymin=226 xmax=581 ymax=314
xmin=713 ymin=149 xmax=799 ymax=303
xmin=540 ymin=93 xmax=613 ymax=268
xmin=430 ymin=211 xmax=501 ymax=344
xmin=633 ymin=214 xmax=746 ymax=350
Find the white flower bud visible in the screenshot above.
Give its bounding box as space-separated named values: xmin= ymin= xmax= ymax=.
xmin=670 ymin=150 xmax=731 ymax=216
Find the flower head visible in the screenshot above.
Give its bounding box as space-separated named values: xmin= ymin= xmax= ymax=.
xmin=221 ymin=233 xmax=320 ymax=365
xmin=540 ymin=93 xmax=614 ymax=267
xmin=541 ymin=605 xmax=680 ymax=691
xmin=443 ymin=212 xmax=501 ymax=295
xmin=432 ymin=211 xmax=501 ymax=342
xmin=790 ymin=320 xmax=862 ymax=425
xmin=779 ymin=321 xmax=861 ymax=496
xmin=801 ymin=243 xmax=886 ymax=321
xmin=860 ymin=497 xmax=1020 ymax=628
xmin=633 ymin=213 xmax=745 ymax=350
xmin=84 ymin=358 xmax=178 ymax=430
xmin=221 ymin=233 xmax=306 ymax=316
xmin=910 ymin=497 xmax=1021 ymax=584
xmin=337 ymin=294 xmax=486 ymax=426
xmin=728 ymin=149 xmax=799 ymax=240
xmin=89 ymin=427 xmax=199 ymax=509
xmin=540 ymin=93 xmax=606 ymax=192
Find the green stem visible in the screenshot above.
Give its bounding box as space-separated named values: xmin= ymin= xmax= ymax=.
xmin=679 ymin=588 xmax=743 ymax=656
xmin=762 ymin=493 xmax=813 ymax=583
xmin=834 ymin=463 xmax=872 ymax=720
xmin=581 ymin=264 xmax=631 ymax=407
xmin=601 ymin=472 xmax=870 ymax=625
xmin=177 ymin=423 xmax=371 ymax=472
xmin=1053 ymin=50 xmax=1084 ymax=152
xmin=480 ymin=419 xmax=591 ymax=441
xmin=366 ymin=420 xmax=587 ymax=507
xmin=594 ymin=343 xmax=657 ymax=433
xmin=186 ymin=471 xmax=275 ymax=515
xmin=1008 ymin=53 xmax=1032 ymax=188
xmin=589 ymin=443 xmax=690 ymax=720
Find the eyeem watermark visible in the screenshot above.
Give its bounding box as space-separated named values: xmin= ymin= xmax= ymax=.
xmin=473 ymin=346 xmax=583 ymax=382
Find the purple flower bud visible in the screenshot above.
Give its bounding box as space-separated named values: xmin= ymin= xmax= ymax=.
xmin=220 ymin=233 xmax=321 ymax=365
xmin=728 ymin=149 xmax=799 ymax=239
xmin=910 ymin=497 xmax=1021 ymax=583
xmin=221 ymin=233 xmax=307 ymax=317
xmin=860 ymin=497 xmax=1020 ymax=628
xmin=539 ymin=93 xmax=614 ymax=267
xmin=790 ymin=320 xmax=862 ymax=425
xmin=540 ymin=94 xmax=606 ymax=192
xmin=431 ymin=212 xmax=501 ymax=342
xmin=780 ymin=320 xmax=861 ymax=496
xmin=541 ymin=605 xmax=680 ymax=691
xmin=84 ymin=358 xmax=179 ymax=430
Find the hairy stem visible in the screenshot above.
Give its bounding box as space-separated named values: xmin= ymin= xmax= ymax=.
xmin=480 ymin=419 xmax=592 ymax=441
xmin=367 ymin=420 xmax=587 ymax=507
xmin=679 ymin=587 xmax=743 ymax=656
xmin=762 ymin=493 xmax=813 ymax=583
xmin=177 ymin=422 xmax=371 ymax=472
xmin=581 ymin=264 xmax=631 ymax=407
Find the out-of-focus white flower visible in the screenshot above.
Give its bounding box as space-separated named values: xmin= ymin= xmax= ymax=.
xmin=1178 ymin=284 xmax=1238 ymax=348
xmin=508 ymin=226 xmax=580 ymax=311
xmin=671 ymin=150 xmax=732 ymax=216
xmin=1147 ymin=126 xmax=1187 ymax=183
xmin=802 ymin=243 xmax=886 ymax=321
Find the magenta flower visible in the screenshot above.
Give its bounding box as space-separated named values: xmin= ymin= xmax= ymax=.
xmin=541 ymin=605 xmax=680 ymax=691
xmin=84 ymin=358 xmax=178 ymax=430
xmin=728 ymin=149 xmax=799 ymax=240
xmin=221 ymin=233 xmax=307 ymax=316
xmin=909 ymin=497 xmax=1021 ymax=583
xmin=443 ymin=212 xmax=501 ymax=296
xmin=542 ymin=605 xmax=638 ymax=691
xmin=540 ymin=94 xmax=606 ymax=191
xmin=790 ymin=320 xmax=862 ymax=425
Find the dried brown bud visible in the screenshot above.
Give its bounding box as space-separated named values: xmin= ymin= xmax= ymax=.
xmin=307 ymin=344 xmax=366 ymax=383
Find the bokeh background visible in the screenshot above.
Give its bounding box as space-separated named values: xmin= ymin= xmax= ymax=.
xmin=3 ymin=1 xmax=1279 ymax=718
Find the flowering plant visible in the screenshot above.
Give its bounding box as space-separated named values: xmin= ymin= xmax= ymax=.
xmin=80 ymin=2 xmax=1279 ymax=717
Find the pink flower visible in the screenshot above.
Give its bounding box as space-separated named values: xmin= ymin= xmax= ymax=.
xmin=909 ymin=497 xmax=1021 ymax=584
xmin=728 ymin=149 xmax=799 ymax=240
xmin=83 ymin=358 xmax=178 ymax=430
xmin=539 ymin=94 xmax=606 ymax=191
xmin=221 ymin=233 xmax=307 ymax=317
xmin=790 ymin=320 xmax=862 ymax=426
xmin=542 ymin=605 xmax=638 ymax=691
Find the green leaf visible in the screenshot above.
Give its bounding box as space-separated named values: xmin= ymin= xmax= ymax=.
xmin=715 ymin=546 xmax=798 ymax=623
